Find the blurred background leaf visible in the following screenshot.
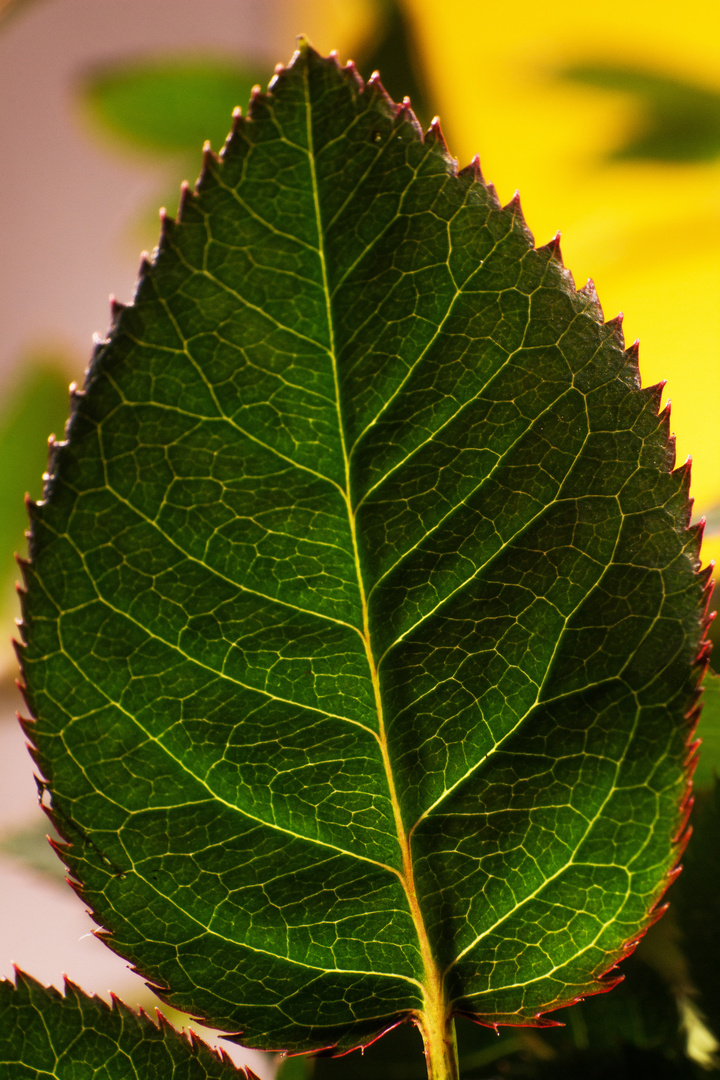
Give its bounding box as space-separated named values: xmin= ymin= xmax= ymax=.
xmin=562 ymin=65 xmax=720 ymax=163
xmin=81 ymin=55 xmax=265 ymax=155
xmin=0 ymin=361 xmax=69 ymax=674
xmin=693 ymin=671 xmax=720 ymax=785
xmin=669 ymin=777 xmax=720 ymax=1059
xmin=353 ymin=0 xmax=431 ymax=126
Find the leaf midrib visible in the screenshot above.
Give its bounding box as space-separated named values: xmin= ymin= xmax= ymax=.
xmin=300 ymin=54 xmax=444 ymax=1018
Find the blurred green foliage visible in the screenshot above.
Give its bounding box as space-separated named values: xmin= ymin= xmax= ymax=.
xmin=81 ymin=56 xmax=264 ymax=155
xmin=563 ymin=65 xmax=720 ymax=162
xmin=0 ymin=362 xmax=68 ymax=581
xmin=694 ymin=672 xmax=720 ymax=785
xmin=672 ymin=776 xmax=720 ymax=1043
xmin=357 ymin=0 xmax=431 ymax=127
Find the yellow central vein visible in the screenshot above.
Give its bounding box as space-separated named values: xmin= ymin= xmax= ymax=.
xmin=301 ymin=49 xmax=443 ymax=1032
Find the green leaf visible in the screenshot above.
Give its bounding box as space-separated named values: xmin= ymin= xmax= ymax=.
xmin=0 ymin=970 xmax=255 ymax=1079
xmin=19 ymin=42 xmax=706 ymax=1071
xmin=80 ymin=55 xmax=265 ymax=155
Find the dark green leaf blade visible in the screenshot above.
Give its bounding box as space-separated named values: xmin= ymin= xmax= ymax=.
xmin=19 ymin=42 xmax=707 ymax=1057
xmin=0 ymin=970 xmax=255 ymax=1079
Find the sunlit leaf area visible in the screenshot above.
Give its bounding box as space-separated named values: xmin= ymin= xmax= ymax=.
xmin=0 ymin=3 xmax=719 ymax=1079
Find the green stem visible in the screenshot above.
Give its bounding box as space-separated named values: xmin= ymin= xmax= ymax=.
xmin=420 ymin=1009 xmax=460 ymax=1080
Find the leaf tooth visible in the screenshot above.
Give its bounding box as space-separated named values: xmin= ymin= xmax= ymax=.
xmin=397 ymin=95 xmax=423 ymax=138
xmin=160 ymin=1007 xmax=235 ymax=1066
xmin=695 ymin=638 xmax=713 ymax=674
xmin=158 ymin=204 xmax=175 ymax=245
xmin=672 ymin=455 xmax=693 ymax=511
xmin=365 ymin=70 xmax=398 ymax=124
xmin=528 ymin=1013 xmax=564 ymax=1028
xmin=659 ymin=410 xmax=674 ymax=465
xmin=673 ymin=791 xmax=695 ymax=844
xmin=503 ymin=188 xmax=523 ymax=216
xmin=108 ymin=295 xmax=125 ymax=325
xmin=458 ymin=153 xmax=484 ymax=183
xmin=664 ymin=864 xmax=685 ymax=895
xmin=341 ymin=57 xmax=364 ymax=93
xmin=536 ymin=229 xmax=564 ymax=265
xmin=12 ymin=967 xmax=61 ymax=1000
xmin=196 ymin=139 xmax=220 ymax=192
xmin=176 ymin=181 xmax=193 ymax=223
xmin=577 ymin=275 xmax=602 ymax=309
xmin=697 ymin=558 xmax=715 ymax=592
xmin=685 ymin=518 xmax=706 ymax=565
xmin=221 ymin=112 xmax=246 ymax=164
xmin=622 ymin=335 xmax=641 ymax=378
xmin=637 ymin=379 xmax=664 ymax=418
xmin=685 ymin=732 xmax=702 ymax=773
xmin=48 ymin=831 xmax=74 ymax=865
xmin=601 ymin=310 xmax=625 ymax=349
xmin=423 ymin=116 xmax=458 ymax=175
xmin=503 ymin=190 xmax=536 ymax=248
xmin=138 ymin=249 xmax=154 ymax=277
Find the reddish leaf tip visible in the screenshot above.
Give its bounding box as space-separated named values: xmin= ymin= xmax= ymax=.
xmin=459 ymin=154 xmax=484 ymax=182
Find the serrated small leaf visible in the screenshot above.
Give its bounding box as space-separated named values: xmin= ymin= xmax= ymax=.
xmin=18 ymin=43 xmax=706 ymax=1065
xmin=0 ymin=970 xmax=255 ymax=1079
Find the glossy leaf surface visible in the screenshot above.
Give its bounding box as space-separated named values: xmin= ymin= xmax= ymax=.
xmin=0 ymin=971 xmax=254 ymax=1079
xmin=19 ymin=43 xmax=706 ymax=1057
